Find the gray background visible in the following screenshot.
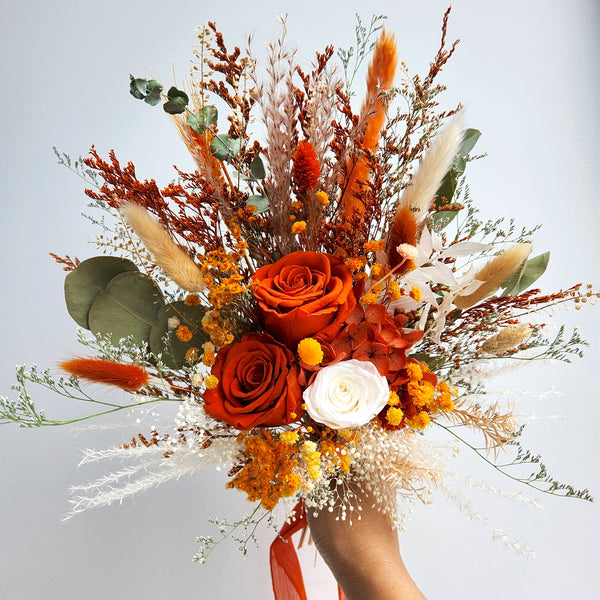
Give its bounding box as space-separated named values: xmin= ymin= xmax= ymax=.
xmin=1 ymin=0 xmax=598 ymax=598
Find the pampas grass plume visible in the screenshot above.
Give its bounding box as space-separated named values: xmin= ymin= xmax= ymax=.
xmin=119 ymin=202 xmax=205 ymax=292
xmin=398 ymin=114 xmax=464 ymax=220
xmin=454 ymin=243 xmax=532 ymax=309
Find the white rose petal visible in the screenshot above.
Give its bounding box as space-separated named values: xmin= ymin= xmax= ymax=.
xmin=303 ymin=359 xmax=389 ymax=429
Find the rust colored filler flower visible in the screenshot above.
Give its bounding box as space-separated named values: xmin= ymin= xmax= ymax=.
xmin=59 ymin=357 xmax=149 ymax=391
xmin=292 ymin=140 xmax=321 ymax=191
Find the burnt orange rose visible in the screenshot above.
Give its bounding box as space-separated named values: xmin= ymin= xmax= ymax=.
xmin=203 ymin=333 xmax=303 ymax=430
xmin=252 ymin=251 xmax=356 ymax=347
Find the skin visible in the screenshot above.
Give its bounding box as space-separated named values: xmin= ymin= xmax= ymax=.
xmin=306 ymin=485 xmax=427 ymax=600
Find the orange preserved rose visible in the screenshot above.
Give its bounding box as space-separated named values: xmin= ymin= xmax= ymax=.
xmin=203 ymin=333 xmax=303 ymax=429
xmin=252 ymin=251 xmax=356 ymax=348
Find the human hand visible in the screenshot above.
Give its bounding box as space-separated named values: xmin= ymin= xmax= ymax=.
xmin=306 ymin=484 xmax=427 ymax=600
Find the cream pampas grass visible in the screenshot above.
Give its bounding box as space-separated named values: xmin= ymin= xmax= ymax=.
xmin=397 ymin=114 xmax=464 ymax=220
xmin=119 ymin=202 xmax=205 ymax=292
xmin=480 ymin=324 xmax=533 ymax=356
xmin=454 ymin=243 xmax=532 ymax=309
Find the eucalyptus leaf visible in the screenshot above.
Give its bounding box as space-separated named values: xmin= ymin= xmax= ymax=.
xmin=149 ymin=302 xmax=208 ymax=368
xmin=129 ymin=75 xmax=148 ymax=100
xmin=144 ymin=80 xmax=163 ymax=106
xmin=201 ymin=105 xmax=218 ymax=126
xmin=435 ymin=169 xmax=459 ymax=206
xmin=456 ymin=128 xmax=481 ymax=157
xmin=210 ymin=135 xmax=242 ymax=161
xmin=64 ymin=256 xmax=139 ymax=328
xmin=246 ymin=195 xmax=270 ymax=214
xmin=186 ymin=105 xmax=218 ymax=134
xmin=500 ymin=252 xmax=550 ymax=296
xmin=430 ymin=210 xmax=460 ymax=232
xmin=186 ymin=113 xmax=207 ymax=134
xmin=163 ymin=86 xmax=189 ymax=114
xmin=249 ymin=156 xmax=266 ymax=180
xmin=88 ymin=272 xmax=165 ymax=346
xmin=409 ymin=352 xmax=447 ymax=371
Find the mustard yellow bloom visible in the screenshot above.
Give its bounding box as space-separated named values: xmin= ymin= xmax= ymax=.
xmin=386 ymin=406 xmax=404 ymax=426
xmin=315 ymin=190 xmax=330 ymax=206
xmin=204 ymin=374 xmax=219 ymax=389
xmin=291 ymin=221 xmax=307 ymax=234
xmin=297 ymin=337 xmax=324 ymax=365
xmin=279 ymin=431 xmax=299 ymax=445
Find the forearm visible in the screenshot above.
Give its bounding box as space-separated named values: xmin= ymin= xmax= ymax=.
xmin=306 ymin=498 xmax=427 ymax=600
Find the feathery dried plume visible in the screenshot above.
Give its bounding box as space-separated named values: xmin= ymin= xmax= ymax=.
xmin=480 ymin=324 xmax=533 ymax=355
xmin=454 ymin=243 xmax=532 ymax=309
xmin=252 ymin=21 xmax=298 ymax=254
xmin=444 ymin=398 xmax=519 ymax=458
xmin=396 ymin=113 xmax=464 ymax=221
xmin=386 ymin=205 xmax=418 ymax=271
xmin=119 ymin=202 xmax=205 ymax=292
xmin=340 ymin=28 xmax=398 ymax=217
xmin=60 ymin=357 xmax=149 ymax=391
xmin=362 ymin=28 xmax=398 ymax=150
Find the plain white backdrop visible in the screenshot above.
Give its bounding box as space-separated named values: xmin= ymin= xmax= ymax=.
xmin=1 ymin=1 xmax=598 ymax=598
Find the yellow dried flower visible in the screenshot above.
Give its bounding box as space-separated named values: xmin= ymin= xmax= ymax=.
xmin=407 ymin=362 xmax=423 ymax=381
xmin=408 ymin=380 xmax=435 ymax=406
xmin=279 ymin=431 xmax=299 ymax=445
xmin=290 ymin=200 xmax=304 ymax=211
xmin=184 ymin=294 xmax=201 ymax=306
xmin=361 ymin=292 xmax=379 ymax=305
xmin=386 ymin=406 xmax=404 ymax=426
xmin=291 ymin=221 xmax=307 ymax=234
xmin=438 ymin=393 xmax=455 ymax=412
xmin=410 ymin=286 xmax=422 ymax=302
xmin=204 ymin=374 xmax=219 ymax=389
xmin=297 ymin=337 xmax=324 ymax=365
xmin=363 ymin=239 xmax=385 ymax=253
xmin=406 ymin=410 xmax=430 ymax=430
xmin=315 ymin=190 xmax=330 ymax=206
xmin=388 ymin=391 xmax=400 ymax=406
xmin=371 ymin=263 xmax=385 ymax=279
xmin=388 ymin=280 xmax=402 ymax=300
xmin=176 ymin=325 xmax=193 ymax=342
xmin=345 ymin=256 xmax=368 ymax=271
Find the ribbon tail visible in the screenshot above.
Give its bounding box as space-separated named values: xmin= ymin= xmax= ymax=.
xmin=270 ymin=502 xmax=309 ymax=600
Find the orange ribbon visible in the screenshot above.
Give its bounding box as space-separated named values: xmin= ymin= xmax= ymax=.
xmin=270 ymin=502 xmax=347 ymax=600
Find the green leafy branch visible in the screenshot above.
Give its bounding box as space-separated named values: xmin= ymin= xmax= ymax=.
xmin=193 ymin=504 xmax=273 ymax=563
xmin=0 ymin=365 xmax=179 ymax=428
xmin=337 ymin=14 xmax=387 ymax=93
xmin=437 ymin=422 xmax=593 ymax=502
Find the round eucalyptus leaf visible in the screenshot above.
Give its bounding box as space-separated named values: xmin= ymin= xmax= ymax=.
xmin=88 ymin=271 xmax=165 ymax=346
xmin=149 ymin=301 xmax=208 ymax=368
xmin=246 ymin=194 xmax=270 ymax=214
xmin=64 ymin=256 xmax=139 ymax=329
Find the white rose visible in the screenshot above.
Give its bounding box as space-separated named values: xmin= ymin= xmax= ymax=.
xmin=303 ymin=359 xmax=389 ymax=429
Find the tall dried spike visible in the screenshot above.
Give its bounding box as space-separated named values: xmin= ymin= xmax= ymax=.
xmin=119 ymin=202 xmax=205 ymax=292
xmin=397 ymin=113 xmax=464 ymax=221
xmin=340 ymin=29 xmax=398 ymax=218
